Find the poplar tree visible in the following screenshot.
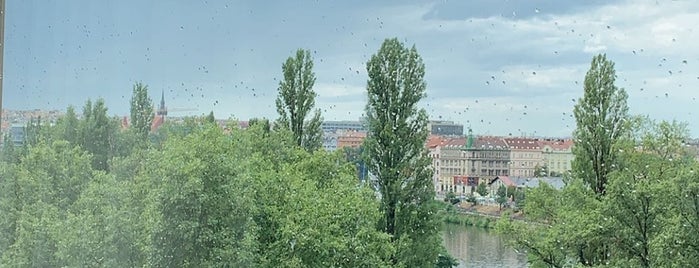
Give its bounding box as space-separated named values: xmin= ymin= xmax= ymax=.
xmin=572 ymin=53 xmax=629 ymax=196
xmin=364 ymin=38 xmax=446 ymax=266
xmin=129 ymin=82 xmax=154 ymax=142
xmin=275 ymin=49 xmax=323 ymax=152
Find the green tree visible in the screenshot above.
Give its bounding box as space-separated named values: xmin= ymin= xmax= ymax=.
xmin=59 ymin=106 xmax=80 ymax=145
xmin=80 ymin=99 xmax=117 ymax=170
xmin=476 ymin=182 xmax=488 ymax=197
xmin=129 ymin=82 xmax=154 ymax=143
xmin=605 ymin=120 xmax=691 ymax=267
xmin=572 ymin=54 xmax=629 ymax=196
xmin=364 ymin=38 xmax=446 ymax=266
xmin=149 ymin=125 xmax=258 ymax=267
xmin=496 ymin=185 xmax=508 ymax=209
xmin=534 ymin=164 xmax=548 ymax=178
xmin=0 ymin=140 xmax=94 ymax=267
xmin=205 ymin=111 xmax=215 ymax=124
xmin=274 ymin=49 xmax=323 ymax=152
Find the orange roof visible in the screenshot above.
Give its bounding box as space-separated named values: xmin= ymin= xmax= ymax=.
xmin=539 ymin=139 xmax=574 ymax=150
xmin=504 ymin=137 xmax=540 ymax=150
xmin=489 ymin=176 xmax=516 ymax=187
xmin=151 ymin=115 xmax=164 ymax=132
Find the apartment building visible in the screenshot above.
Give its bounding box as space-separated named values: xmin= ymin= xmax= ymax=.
xmin=463 ymin=136 xmax=510 ymax=181
xmin=504 ymin=138 xmax=543 ymax=178
xmin=336 ymin=130 xmax=366 ymax=149
xmin=539 ymin=139 xmax=574 ymax=176
xmin=428 ymin=120 xmax=464 ymax=136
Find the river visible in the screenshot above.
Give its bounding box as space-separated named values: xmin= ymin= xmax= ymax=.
xmin=442 ymin=224 xmax=528 ymax=267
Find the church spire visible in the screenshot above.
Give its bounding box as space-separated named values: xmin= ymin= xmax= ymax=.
xmin=157 ymin=90 xmax=167 ymax=116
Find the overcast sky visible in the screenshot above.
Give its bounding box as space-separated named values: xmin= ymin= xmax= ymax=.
xmin=4 ymin=0 xmax=699 ymax=137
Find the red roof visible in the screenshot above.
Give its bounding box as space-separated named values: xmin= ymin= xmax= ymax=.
xmin=151 ymin=115 xmax=164 ymax=132
xmin=539 ymin=139 xmax=574 ymax=151
xmin=489 ymin=176 xmax=515 ymax=187
xmin=504 ymin=138 xmax=540 ymax=150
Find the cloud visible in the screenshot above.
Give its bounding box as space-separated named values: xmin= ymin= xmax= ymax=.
xmin=315 ymin=83 xmax=365 ymax=99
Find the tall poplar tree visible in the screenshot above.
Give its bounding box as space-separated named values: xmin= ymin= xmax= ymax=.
xmin=364 ymin=38 xmax=445 ymax=266
xmin=572 ymin=53 xmax=629 ymax=196
xmin=129 ymin=82 xmax=154 ymax=142
xmin=275 ymin=49 xmax=323 ymax=152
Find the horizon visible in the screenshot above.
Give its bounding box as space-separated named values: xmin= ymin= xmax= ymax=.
xmin=4 ymin=0 xmax=699 ymax=137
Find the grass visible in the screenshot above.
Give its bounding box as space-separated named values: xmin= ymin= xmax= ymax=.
xmin=438 ymin=201 xmax=499 ymax=229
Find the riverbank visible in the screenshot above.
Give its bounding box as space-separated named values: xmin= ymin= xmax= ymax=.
xmin=441 ymin=202 xmax=523 ymax=229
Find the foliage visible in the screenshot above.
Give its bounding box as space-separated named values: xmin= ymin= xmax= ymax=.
xmin=572 ymin=53 xmax=630 ymax=196
xmin=445 ymin=191 xmax=460 ymax=205
xmin=534 ymin=164 xmax=548 ymax=178
xmin=476 ymin=182 xmax=488 ymax=197
xmin=130 ymin=82 xmax=154 ymax=143
xmin=496 ymin=185 xmax=508 ymax=209
xmin=364 ymin=38 xmax=448 ymax=266
xmin=274 ymin=48 xmax=323 ymax=152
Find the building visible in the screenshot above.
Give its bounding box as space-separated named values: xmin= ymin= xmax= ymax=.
xmin=434 ymin=137 xmax=467 ymax=193
xmin=9 ymin=124 xmax=25 ymax=145
xmin=321 ymin=120 xmax=366 ymax=133
xmin=151 ymin=90 xmax=168 ymax=132
xmin=336 ymin=130 xmax=366 ymax=149
xmin=464 ymin=135 xmax=511 ymax=181
xmin=504 ymin=137 xmax=543 ymax=178
xmin=323 ymin=132 xmax=339 ymax=151
xmin=428 ymin=120 xmax=464 ymax=136
xmin=539 ymin=139 xmax=574 ymax=176
xmin=511 ymin=177 xmax=565 ymax=190
xmin=487 ymin=176 xmax=516 ymax=197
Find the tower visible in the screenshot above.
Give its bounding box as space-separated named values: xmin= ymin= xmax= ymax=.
xmin=157 ymin=90 xmax=167 ymax=116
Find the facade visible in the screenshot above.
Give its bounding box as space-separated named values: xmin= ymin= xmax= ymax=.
xmin=428 ymin=120 xmax=464 ymax=136
xmin=436 ymin=138 xmax=467 ymax=194
xmin=10 ymin=124 xmax=26 ymax=145
xmin=464 ymin=136 xmax=511 ymax=181
xmin=322 ymin=132 xmax=339 ymax=151
xmin=336 ymin=130 xmax=366 ymax=149
xmin=539 ymin=139 xmax=574 ymax=176
xmin=321 ymin=120 xmax=366 ymax=133
xmin=487 ymin=176 xmax=516 ymax=197
xmin=426 ymin=135 xmax=445 ymax=192
xmin=504 ymin=138 xmax=543 ymax=178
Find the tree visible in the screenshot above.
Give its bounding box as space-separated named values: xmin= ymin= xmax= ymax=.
xmin=445 ymin=191 xmax=460 ymax=205
xmin=476 ymin=182 xmax=488 ymax=197
xmin=572 ymin=54 xmax=629 ymax=196
xmin=274 ymin=49 xmax=323 ymax=152
xmin=496 ymin=185 xmax=508 ymax=209
xmin=364 ymin=38 xmax=446 ymax=266
xmin=129 ymin=82 xmax=154 ymax=142
xmin=81 ymin=99 xmax=116 ymax=171
xmin=59 ymin=106 xmax=80 ymax=145
xmin=205 ymin=111 xmax=215 ymax=124
xmin=534 ymin=164 xmax=548 ymax=178
xmin=605 ymin=120 xmax=691 ymax=267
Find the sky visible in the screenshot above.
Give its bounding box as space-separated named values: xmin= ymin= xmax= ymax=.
xmin=4 ymin=0 xmax=699 ymax=137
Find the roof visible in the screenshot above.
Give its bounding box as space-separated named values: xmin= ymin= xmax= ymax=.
xmin=425 ymin=135 xmax=445 ymax=148
xmin=488 ymin=176 xmax=516 ymax=187
xmin=472 ymin=136 xmax=509 ymax=150
xmin=504 ymin=137 xmax=540 ymax=150
xmin=512 ymin=177 xmax=566 ymax=190
xmin=443 ymin=137 xmax=465 ymax=148
xmin=151 ymin=115 xmax=164 ymax=132
xmin=539 ymin=139 xmax=574 ymax=151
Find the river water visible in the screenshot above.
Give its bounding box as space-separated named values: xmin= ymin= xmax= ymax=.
xmin=442 ymin=224 xmax=528 ymax=267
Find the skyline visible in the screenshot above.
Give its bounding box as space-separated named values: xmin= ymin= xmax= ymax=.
xmin=3 ymin=0 xmax=699 ymax=137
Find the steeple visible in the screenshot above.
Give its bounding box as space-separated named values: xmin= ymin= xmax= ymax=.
xmin=157 ymin=90 xmax=167 ymax=116
xmin=466 ymin=127 xmax=474 ymax=149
